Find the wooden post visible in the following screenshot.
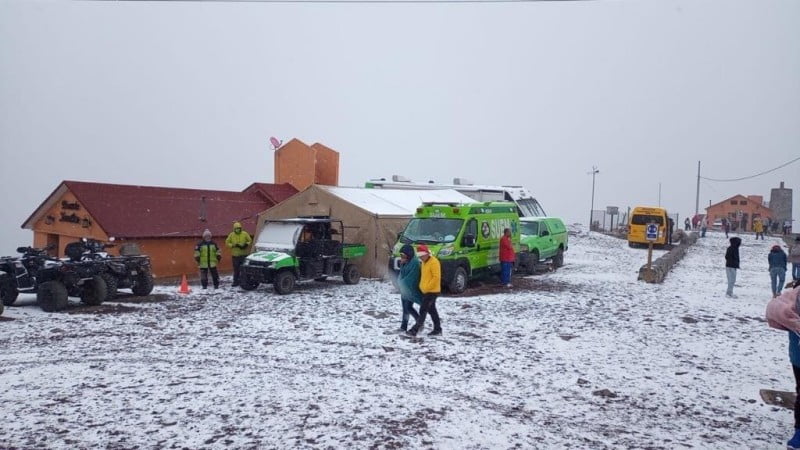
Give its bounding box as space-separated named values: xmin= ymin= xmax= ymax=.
xmin=647 ymin=242 xmax=653 ymax=269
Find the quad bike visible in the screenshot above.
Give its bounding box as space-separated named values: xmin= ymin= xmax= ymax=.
xmin=65 ymin=238 xmax=154 ymax=301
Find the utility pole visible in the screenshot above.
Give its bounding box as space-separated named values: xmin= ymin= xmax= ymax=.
xmin=695 ymin=161 xmax=700 ymax=216
xmin=658 ymin=182 xmax=661 ymax=206
xmin=589 ymin=166 xmax=599 ymax=230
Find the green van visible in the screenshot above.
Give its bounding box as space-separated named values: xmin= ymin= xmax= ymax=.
xmin=518 ymin=217 xmax=568 ymax=274
xmin=390 ymin=202 xmax=521 ymax=293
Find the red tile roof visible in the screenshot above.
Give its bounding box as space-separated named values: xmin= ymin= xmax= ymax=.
xmin=243 ymin=183 xmax=298 ymax=205
xmin=23 ymin=181 xmax=297 ymax=238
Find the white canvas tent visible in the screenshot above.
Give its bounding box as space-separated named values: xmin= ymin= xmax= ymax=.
xmin=255 ymin=185 xmax=475 ymax=278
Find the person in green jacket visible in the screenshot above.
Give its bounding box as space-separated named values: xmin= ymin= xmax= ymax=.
xmin=397 ymin=244 xmax=421 ymax=332
xmin=195 ymin=229 xmax=221 ymax=290
xmin=225 ymin=221 xmax=252 ymax=287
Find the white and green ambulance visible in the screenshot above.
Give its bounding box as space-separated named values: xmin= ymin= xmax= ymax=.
xmin=390 ymin=202 xmax=522 ymax=294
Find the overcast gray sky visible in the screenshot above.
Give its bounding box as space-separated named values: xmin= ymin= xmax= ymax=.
xmin=1 ymin=0 xmax=798 ymax=255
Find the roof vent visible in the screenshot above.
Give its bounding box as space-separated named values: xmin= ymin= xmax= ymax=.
xmin=453 ymin=178 xmax=473 ymax=186
xmin=392 ymin=175 xmax=411 ymax=182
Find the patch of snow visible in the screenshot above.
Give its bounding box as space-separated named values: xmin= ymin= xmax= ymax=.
xmin=0 ymin=229 xmax=791 ymax=448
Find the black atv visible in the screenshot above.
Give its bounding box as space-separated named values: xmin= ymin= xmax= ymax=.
xmin=0 ymin=244 xmax=55 ymax=307
xmin=0 ymin=244 xmax=108 ymax=312
xmin=66 ymin=238 xmax=154 ymax=300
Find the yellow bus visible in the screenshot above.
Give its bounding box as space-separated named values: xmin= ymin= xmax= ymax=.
xmin=627 ymin=206 xmax=669 ymax=247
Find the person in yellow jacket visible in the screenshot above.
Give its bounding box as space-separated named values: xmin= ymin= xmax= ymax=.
xmin=406 ymin=244 xmax=443 ymax=337
xmin=753 ymin=218 xmax=765 ymax=241
xmin=225 ymin=221 xmax=252 ymax=287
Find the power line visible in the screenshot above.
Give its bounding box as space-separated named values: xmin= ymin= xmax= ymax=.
xmin=700 ymin=155 xmax=800 ymax=182
xmin=96 ymin=0 xmax=595 ymax=3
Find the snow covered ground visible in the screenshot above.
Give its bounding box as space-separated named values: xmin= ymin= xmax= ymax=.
xmin=0 ymin=229 xmax=794 ymax=449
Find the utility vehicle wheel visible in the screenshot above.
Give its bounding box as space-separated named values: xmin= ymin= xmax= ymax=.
xmin=80 ymin=275 xmax=108 ymax=306
xmin=239 ymin=272 xmax=259 ymax=291
xmin=342 ymin=265 xmax=360 ymax=285
xmin=131 ymin=271 xmax=154 ymax=296
xmin=525 ymin=251 xmax=539 ymax=275
xmin=100 ymin=273 xmax=118 ymax=301
xmin=553 ymin=248 xmax=564 ymax=269
xmin=0 ymin=280 xmax=19 ymax=306
xmin=273 ymin=271 xmax=295 ymax=295
xmin=37 ymin=281 xmax=68 ymax=312
xmin=448 ymin=266 xmax=468 ymax=294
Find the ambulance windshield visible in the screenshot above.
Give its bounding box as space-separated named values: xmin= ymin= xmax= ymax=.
xmin=400 ymin=218 xmax=463 ymax=244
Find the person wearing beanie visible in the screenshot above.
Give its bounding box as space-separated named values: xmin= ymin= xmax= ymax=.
xmin=406 ymin=244 xmax=442 ymax=337
xmin=790 ymin=236 xmax=800 ymax=282
xmin=396 ymin=244 xmax=421 ymax=332
xmin=768 ymin=244 xmax=788 ymax=298
xmin=194 ymin=229 xmax=221 ymax=291
xmin=724 ymin=237 xmax=741 ymax=298
xmin=225 ymin=221 xmax=252 ymax=287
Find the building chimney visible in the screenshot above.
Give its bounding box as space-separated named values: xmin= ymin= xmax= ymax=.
xmin=781 ymin=181 xmax=785 ymax=189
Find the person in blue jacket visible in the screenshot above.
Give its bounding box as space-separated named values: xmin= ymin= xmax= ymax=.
xmin=396 ymin=244 xmax=421 ymax=332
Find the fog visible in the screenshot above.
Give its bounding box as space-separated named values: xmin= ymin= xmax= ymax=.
xmin=1 ymin=0 xmax=798 ymax=255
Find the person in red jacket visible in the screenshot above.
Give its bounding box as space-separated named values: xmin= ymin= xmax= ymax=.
xmin=499 ymin=227 xmax=515 ymax=288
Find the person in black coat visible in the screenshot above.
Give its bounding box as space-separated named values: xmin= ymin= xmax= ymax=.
xmin=725 ymin=237 xmax=741 ymax=298
xmin=768 ymin=245 xmax=788 ymax=298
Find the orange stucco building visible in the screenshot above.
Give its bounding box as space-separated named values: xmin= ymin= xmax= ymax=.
xmin=22 ymin=181 xmax=297 ymax=280
xmin=274 ymin=138 xmax=340 ymax=190
xmin=23 ymin=137 xmax=341 ymax=280
xmin=705 ymin=194 xmax=773 ymax=232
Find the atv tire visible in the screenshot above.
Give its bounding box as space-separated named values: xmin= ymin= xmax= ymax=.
xmin=342 ymin=264 xmax=360 ymax=285
xmin=239 ymin=272 xmax=259 ymax=291
xmin=273 ymin=271 xmax=295 ymax=295
xmin=0 ymin=279 xmax=19 ymax=306
xmin=131 ymin=271 xmax=154 ymax=296
xmin=37 ymin=281 xmax=69 ymax=312
xmin=80 ymin=275 xmax=108 ymax=306
xmin=101 ymin=273 xmax=118 ymax=301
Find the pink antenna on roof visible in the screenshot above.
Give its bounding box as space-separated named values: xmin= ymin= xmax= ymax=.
xmin=269 ymin=137 xmax=282 ymax=150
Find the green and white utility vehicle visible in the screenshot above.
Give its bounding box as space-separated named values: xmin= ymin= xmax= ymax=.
xmin=240 ymin=218 xmax=367 ymax=295
xmin=390 ymin=202 xmax=522 ymax=294
xmin=518 ymin=217 xmax=568 ymax=274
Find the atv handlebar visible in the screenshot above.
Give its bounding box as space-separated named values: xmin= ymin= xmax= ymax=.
xmin=16 ymin=244 xmax=56 ymax=255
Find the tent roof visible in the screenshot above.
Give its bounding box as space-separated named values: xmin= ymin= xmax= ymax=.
xmin=318 ymin=186 xmax=475 ymax=216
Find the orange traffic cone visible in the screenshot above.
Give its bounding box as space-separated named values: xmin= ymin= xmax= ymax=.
xmin=178 ymin=274 xmax=191 ymax=294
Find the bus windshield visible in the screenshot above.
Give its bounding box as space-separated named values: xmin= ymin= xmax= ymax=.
xmin=516 ymin=198 xmax=546 ymax=217
xmin=400 ymin=218 xmax=463 ymax=244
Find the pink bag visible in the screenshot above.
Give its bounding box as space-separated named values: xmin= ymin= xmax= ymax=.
xmin=766 ymin=287 xmax=800 ymax=332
